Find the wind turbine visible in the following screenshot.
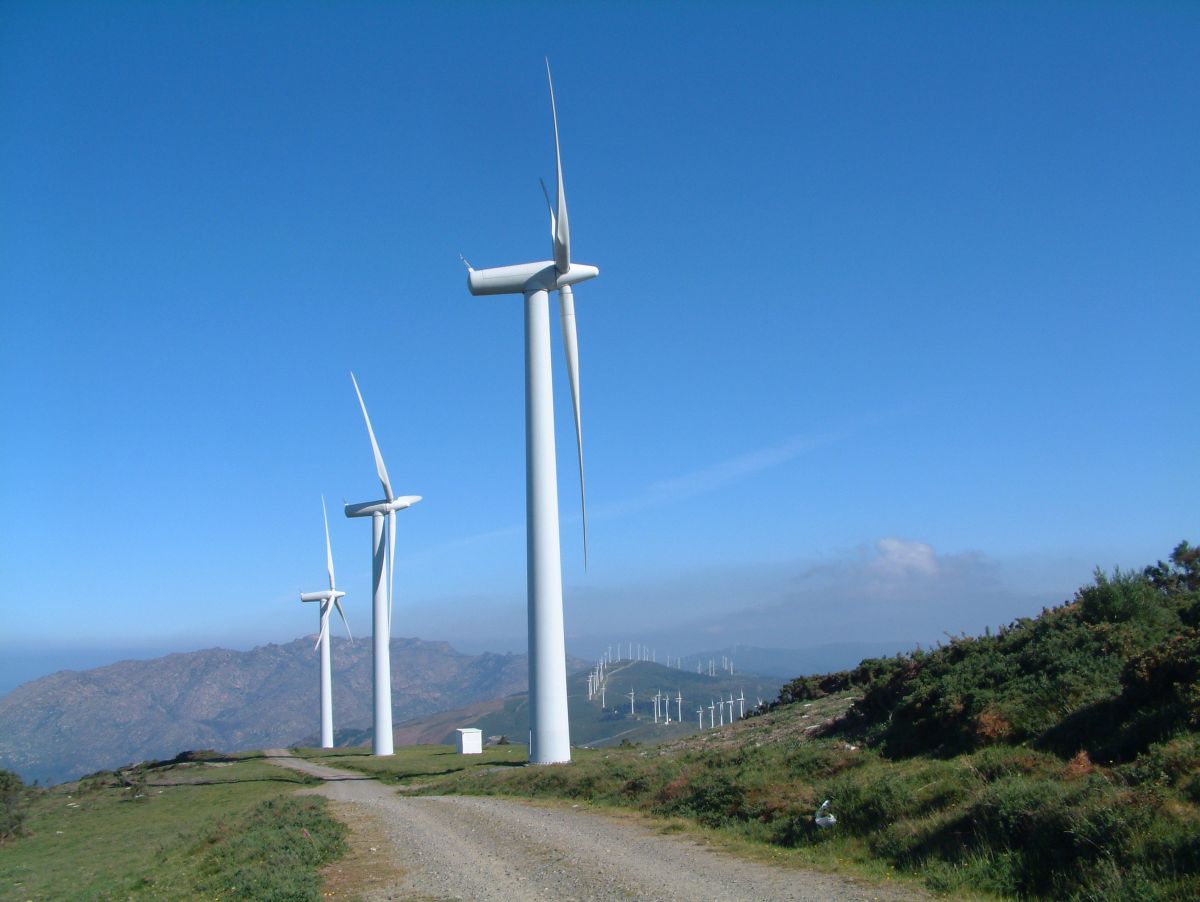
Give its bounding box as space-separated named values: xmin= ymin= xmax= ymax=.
xmin=299 ymin=496 xmax=353 ymax=749
xmin=344 ymin=373 xmax=422 ymax=756
xmin=464 ymin=61 xmax=599 ymax=765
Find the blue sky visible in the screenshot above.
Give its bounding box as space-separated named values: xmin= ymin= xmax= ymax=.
xmin=2 ymin=2 xmax=1197 ymax=689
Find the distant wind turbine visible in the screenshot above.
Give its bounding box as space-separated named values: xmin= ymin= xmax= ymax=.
xmin=299 ymin=496 xmax=352 ymax=749
xmin=465 ymin=61 xmax=599 ymax=765
xmin=344 ymin=374 xmax=421 ymax=756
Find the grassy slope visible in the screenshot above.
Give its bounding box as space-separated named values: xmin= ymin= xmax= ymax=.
xmin=0 ymin=753 xmax=345 ymax=901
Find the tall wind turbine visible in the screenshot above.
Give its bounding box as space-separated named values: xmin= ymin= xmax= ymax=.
xmin=344 ymin=373 xmax=422 ymax=756
xmin=465 ymin=60 xmax=599 ymax=765
xmin=299 ymin=496 xmax=353 ymax=749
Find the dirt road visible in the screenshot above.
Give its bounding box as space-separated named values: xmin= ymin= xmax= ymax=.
xmin=263 ymin=749 xmax=924 ymax=902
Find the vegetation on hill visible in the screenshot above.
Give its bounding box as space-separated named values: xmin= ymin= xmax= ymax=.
xmin=1 ymin=768 xmax=27 ymax=842
xmin=777 ymin=541 xmax=1199 ymax=766
xmin=370 ymin=543 xmax=1200 ymax=900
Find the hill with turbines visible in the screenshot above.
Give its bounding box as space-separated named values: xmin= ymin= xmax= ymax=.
xmin=390 ymin=658 xmax=782 ymax=747
xmin=0 ymin=636 xmax=586 ymax=786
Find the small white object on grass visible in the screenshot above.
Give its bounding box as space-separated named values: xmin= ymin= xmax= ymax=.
xmin=815 ymin=798 xmax=837 ymax=828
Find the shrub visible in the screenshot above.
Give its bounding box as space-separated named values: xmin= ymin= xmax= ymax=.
xmin=0 ymin=769 xmax=26 ymax=841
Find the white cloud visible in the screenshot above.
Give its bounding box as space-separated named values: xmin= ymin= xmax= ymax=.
xmin=870 ymin=537 xmax=939 ymax=577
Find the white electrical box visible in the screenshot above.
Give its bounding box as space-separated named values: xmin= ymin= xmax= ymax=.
xmin=455 ymin=727 xmax=483 ymax=755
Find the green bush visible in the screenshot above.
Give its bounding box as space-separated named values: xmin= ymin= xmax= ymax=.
xmin=0 ymin=768 xmax=26 ymax=841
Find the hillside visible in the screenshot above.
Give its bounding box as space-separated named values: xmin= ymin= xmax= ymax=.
xmin=0 ymin=636 xmax=584 ymax=785
xmin=401 ymin=659 xmax=781 ymax=747
xmin=367 ymin=542 xmax=1200 ymax=900
xmin=782 ymin=540 xmax=1200 ymax=764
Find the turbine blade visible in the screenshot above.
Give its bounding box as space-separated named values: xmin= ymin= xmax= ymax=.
xmin=558 ymin=285 xmax=588 ymax=568
xmin=315 ymin=601 xmax=331 ymax=652
xmin=546 ymin=58 xmax=570 ymax=274
xmin=387 ymin=509 xmax=396 ymax=635
xmin=334 ymin=596 xmax=353 ymax=642
xmin=321 ymin=495 xmax=335 ymax=590
xmin=350 ymin=372 xmax=394 ymax=502
xmin=539 ymin=177 xmax=556 ymax=236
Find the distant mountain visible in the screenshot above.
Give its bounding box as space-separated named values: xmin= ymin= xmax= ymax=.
xmin=0 ymin=636 xmax=585 ymax=785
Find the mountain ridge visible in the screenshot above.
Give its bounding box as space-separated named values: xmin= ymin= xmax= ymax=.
xmin=0 ymin=636 xmax=586 ymax=785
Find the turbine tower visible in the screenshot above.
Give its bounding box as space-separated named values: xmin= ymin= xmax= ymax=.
xmin=299 ymin=496 xmax=352 ymax=749
xmin=465 ymin=61 xmax=598 ymax=765
xmin=344 ymin=373 xmax=421 ymax=756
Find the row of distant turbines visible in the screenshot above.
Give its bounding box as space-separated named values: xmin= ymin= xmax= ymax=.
xmin=296 ymin=62 xmax=594 ymax=764
xmin=595 ymin=644 xmax=739 ymax=676
xmin=586 ymin=650 xmax=764 ymax=732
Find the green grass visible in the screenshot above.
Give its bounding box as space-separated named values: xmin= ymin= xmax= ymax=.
xmin=0 ymin=757 xmax=345 ymax=901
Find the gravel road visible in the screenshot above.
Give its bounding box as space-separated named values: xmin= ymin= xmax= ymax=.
xmin=263 ymin=749 xmax=924 ymax=902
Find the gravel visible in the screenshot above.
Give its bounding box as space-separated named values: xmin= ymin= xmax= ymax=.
xmin=264 ymin=750 xmax=925 ymax=902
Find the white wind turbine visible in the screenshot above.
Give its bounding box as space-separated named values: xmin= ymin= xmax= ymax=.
xmin=299 ymin=496 xmax=353 ymax=749
xmin=464 ymin=61 xmax=599 ymax=765
xmin=344 ymin=373 xmax=421 ymax=756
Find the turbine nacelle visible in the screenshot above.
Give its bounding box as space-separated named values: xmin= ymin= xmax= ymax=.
xmin=344 ymin=495 xmax=422 ymax=518
xmin=299 ymin=590 xmax=345 ymax=603
xmin=467 ymin=261 xmax=598 ymax=297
